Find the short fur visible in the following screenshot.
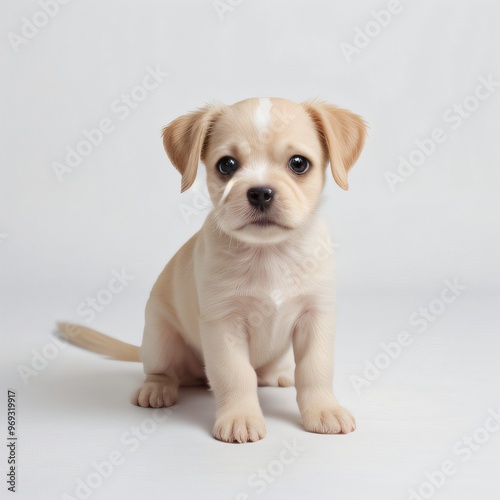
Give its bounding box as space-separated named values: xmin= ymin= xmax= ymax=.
xmin=58 ymin=97 xmax=367 ymax=443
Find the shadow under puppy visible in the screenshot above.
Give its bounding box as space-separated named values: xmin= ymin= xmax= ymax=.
xmin=59 ymin=97 xmax=367 ymax=443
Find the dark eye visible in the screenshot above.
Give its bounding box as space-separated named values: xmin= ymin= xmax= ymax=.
xmin=217 ymin=156 xmax=239 ymax=175
xmin=288 ymin=155 xmax=310 ymax=174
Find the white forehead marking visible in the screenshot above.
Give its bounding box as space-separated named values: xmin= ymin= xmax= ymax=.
xmin=254 ymin=98 xmax=272 ymax=133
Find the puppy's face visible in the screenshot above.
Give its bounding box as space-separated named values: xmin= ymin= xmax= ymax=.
xmin=163 ymin=98 xmax=366 ymax=245
xmin=203 ymin=99 xmax=326 ymax=244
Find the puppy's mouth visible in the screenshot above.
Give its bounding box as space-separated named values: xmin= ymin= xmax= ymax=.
xmin=238 ymin=217 xmax=292 ymax=231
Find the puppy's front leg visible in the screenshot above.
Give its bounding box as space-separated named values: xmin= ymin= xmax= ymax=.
xmin=201 ymin=319 xmax=266 ymax=443
xmin=293 ymin=309 xmax=355 ymax=434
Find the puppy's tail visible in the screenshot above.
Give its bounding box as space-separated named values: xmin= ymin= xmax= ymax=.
xmin=56 ymin=322 xmax=141 ymax=362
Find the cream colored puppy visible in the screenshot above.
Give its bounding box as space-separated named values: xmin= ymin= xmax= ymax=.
xmin=59 ymin=97 xmax=366 ymax=443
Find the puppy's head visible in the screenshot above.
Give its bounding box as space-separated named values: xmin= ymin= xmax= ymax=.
xmin=162 ymin=98 xmax=366 ymax=245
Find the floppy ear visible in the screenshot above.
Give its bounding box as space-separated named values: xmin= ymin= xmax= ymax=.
xmin=162 ymin=104 xmax=220 ymax=192
xmin=303 ymin=101 xmax=367 ymax=190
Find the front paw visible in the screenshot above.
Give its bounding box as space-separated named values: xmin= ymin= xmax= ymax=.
xmin=213 ymin=413 xmax=266 ymax=443
xmin=301 ymin=405 xmax=356 ymax=434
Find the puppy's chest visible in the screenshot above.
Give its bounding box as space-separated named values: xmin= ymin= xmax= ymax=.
xmin=202 ymin=247 xmax=325 ymax=323
xmin=232 ymin=246 xmax=311 ymax=293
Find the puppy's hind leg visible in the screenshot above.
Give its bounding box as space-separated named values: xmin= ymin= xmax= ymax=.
xmin=134 ymin=301 xmax=193 ymax=408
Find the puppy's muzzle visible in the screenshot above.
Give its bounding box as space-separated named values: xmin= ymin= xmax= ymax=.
xmin=247 ymin=187 xmax=274 ymax=212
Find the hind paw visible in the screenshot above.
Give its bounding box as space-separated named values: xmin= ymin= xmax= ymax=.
xmin=133 ymin=374 xmax=178 ymax=408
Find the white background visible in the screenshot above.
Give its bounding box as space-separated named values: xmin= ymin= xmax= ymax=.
xmin=1 ymin=1 xmax=499 ymax=499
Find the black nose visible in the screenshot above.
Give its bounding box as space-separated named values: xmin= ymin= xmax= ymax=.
xmin=247 ymin=187 xmax=274 ymax=211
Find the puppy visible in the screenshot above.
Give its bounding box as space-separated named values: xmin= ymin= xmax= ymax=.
xmin=59 ymin=97 xmax=366 ymax=443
